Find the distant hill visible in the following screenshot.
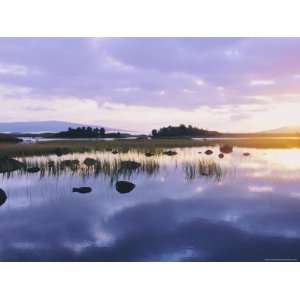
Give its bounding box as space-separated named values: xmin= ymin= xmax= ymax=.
xmin=261 ymin=126 xmax=300 ymax=134
xmin=0 ymin=121 xmax=124 ymax=134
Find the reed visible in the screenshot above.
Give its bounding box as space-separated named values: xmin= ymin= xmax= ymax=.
xmin=183 ymin=159 xmax=223 ymax=182
xmin=1 ymin=137 xmax=300 ymax=158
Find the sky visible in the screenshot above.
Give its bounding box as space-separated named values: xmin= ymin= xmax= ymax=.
xmin=1 ymin=37 xmax=300 ymax=133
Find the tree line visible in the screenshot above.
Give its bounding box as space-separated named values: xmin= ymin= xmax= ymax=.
xmin=54 ymin=127 xmax=131 ymax=139
xmin=55 ymin=126 xmax=106 ymax=138
xmin=151 ymin=124 xmax=220 ymax=138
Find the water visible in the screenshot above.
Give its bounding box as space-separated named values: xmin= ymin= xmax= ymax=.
xmin=1 ymin=146 xmax=300 ymax=261
xmin=19 ymin=136 xmax=139 ymax=144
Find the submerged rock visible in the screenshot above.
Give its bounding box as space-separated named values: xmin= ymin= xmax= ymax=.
xmin=120 ymin=160 xmax=141 ymax=170
xmin=220 ymin=144 xmax=233 ymax=154
xmin=72 ymin=187 xmax=92 ymax=194
xmin=198 ymin=152 xmax=202 ymax=154
xmin=0 ymin=188 xmax=7 ymax=206
xmin=83 ymin=158 xmax=97 ymax=166
xmin=26 ymin=167 xmax=40 ymax=173
xmin=0 ymin=158 xmax=24 ymax=173
xmin=205 ymin=149 xmax=213 ymax=155
xmin=116 ymin=181 xmax=136 ymax=194
xmin=163 ymin=150 xmax=177 ymax=156
xmin=218 ymin=153 xmax=224 ymax=159
xmin=243 ymin=152 xmax=251 ymax=156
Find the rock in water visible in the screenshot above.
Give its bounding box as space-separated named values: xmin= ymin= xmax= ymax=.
xmin=163 ymin=150 xmax=177 ymax=156
xmin=218 ymin=153 xmax=224 ymax=159
xmin=112 ymin=150 xmax=119 ymax=154
xmin=0 ymin=188 xmax=7 ymax=206
xmin=72 ymin=187 xmax=92 ymax=194
xmin=0 ymin=158 xmax=24 ymax=173
xmin=120 ymin=160 xmax=141 ymax=170
xmin=27 ymin=167 xmax=40 ymax=173
xmin=243 ymin=152 xmax=250 ymax=156
xmin=83 ymin=158 xmax=97 ymax=166
xmin=116 ymin=181 xmax=136 ymax=194
xmin=61 ymin=160 xmax=80 ymax=168
xmin=220 ymin=144 xmax=233 ymax=154
xmin=205 ymin=150 xmax=213 ymax=155
xmin=145 ymin=152 xmax=154 ymax=157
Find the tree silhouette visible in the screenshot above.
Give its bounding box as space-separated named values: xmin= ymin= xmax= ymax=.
xmin=151 ymin=125 xmax=220 ymax=138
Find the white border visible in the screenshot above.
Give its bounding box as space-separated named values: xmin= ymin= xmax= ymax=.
xmin=0 ymin=0 xmax=300 ymax=36
xmin=1 ymin=263 xmax=300 ymax=299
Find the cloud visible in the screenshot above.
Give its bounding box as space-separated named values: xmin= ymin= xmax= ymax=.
xmin=194 ymin=79 xmax=205 ymax=86
xmin=0 ymin=83 xmax=31 ymax=97
xmin=250 ymin=80 xmax=275 ymax=86
xmin=0 ymin=63 xmax=28 ymax=76
xmin=224 ymin=49 xmax=240 ymax=57
xmin=230 ymin=112 xmax=250 ymax=122
xmin=1 ymin=38 xmax=300 ymax=131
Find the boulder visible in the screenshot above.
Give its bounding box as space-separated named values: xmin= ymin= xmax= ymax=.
xmin=83 ymin=158 xmax=97 ymax=166
xmin=72 ymin=187 xmax=92 ymax=194
xmin=205 ymin=149 xmax=213 ymax=155
xmin=116 ymin=181 xmax=136 ymax=194
xmin=120 ymin=160 xmax=141 ymax=170
xmin=0 ymin=157 xmax=24 ymax=173
xmin=220 ymin=144 xmax=233 ymax=154
xmin=145 ymin=152 xmax=154 ymax=157
xmin=0 ymin=188 xmax=7 ymax=206
xmin=163 ymin=150 xmax=177 ymax=156
xmin=218 ymin=153 xmax=224 ymax=159
xmin=61 ymin=159 xmax=80 ymax=168
xmin=26 ymin=167 xmax=40 ymax=173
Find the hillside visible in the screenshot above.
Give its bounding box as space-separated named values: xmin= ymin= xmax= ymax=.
xmin=0 ymin=133 xmax=22 ymax=143
xmin=261 ymin=126 xmax=300 ymax=134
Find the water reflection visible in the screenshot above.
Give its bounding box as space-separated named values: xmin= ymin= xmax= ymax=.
xmin=1 ymin=146 xmax=300 ymax=261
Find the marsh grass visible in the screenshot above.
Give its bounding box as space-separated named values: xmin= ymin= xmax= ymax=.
xmin=1 ymin=137 xmax=300 ymax=159
xmin=1 ymin=151 xmax=224 ymax=184
xmin=11 ymin=157 xmax=161 ymax=184
xmin=183 ymin=159 xmax=223 ymax=182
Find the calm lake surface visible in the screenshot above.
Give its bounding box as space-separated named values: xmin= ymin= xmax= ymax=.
xmin=1 ymin=146 xmax=300 ymax=261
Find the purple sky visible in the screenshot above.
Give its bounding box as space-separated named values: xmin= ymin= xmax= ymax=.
xmin=1 ymin=37 xmax=300 ymax=132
